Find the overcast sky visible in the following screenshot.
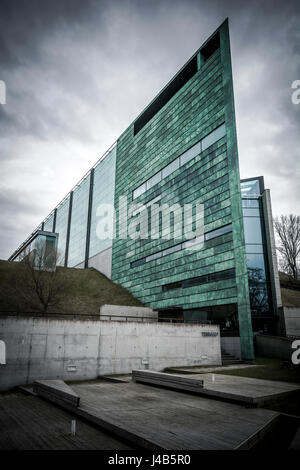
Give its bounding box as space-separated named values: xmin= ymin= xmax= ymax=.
xmin=0 ymin=0 xmax=299 ymax=259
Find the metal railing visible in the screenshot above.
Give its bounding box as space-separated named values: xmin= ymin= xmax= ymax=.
xmin=99 ymin=314 xmax=157 ymax=322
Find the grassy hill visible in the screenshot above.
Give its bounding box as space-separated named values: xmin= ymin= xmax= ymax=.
xmin=0 ymin=259 xmax=144 ymax=316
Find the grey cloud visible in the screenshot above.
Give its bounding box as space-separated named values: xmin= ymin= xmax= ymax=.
xmin=0 ymin=0 xmax=299 ymax=259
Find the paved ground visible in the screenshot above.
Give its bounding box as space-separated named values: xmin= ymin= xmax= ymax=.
xmin=0 ymin=392 xmax=132 ymax=450
xmin=69 ymin=381 xmax=278 ymax=450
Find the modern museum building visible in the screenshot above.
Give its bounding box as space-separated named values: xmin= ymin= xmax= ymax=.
xmin=9 ymin=20 xmax=283 ymax=360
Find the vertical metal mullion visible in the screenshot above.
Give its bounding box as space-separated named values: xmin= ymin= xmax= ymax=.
xmin=85 ymin=169 xmax=94 ymax=269
xmin=52 ymin=208 xmax=57 ymax=233
xmin=64 ymin=191 xmax=73 ymax=267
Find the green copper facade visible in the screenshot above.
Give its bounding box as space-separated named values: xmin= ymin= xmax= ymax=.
xmin=111 ymin=20 xmax=254 ymax=360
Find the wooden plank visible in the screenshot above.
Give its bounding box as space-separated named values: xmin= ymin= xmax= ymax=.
xmin=0 ymin=392 xmax=132 ymax=450
xmin=132 ymin=370 xmax=203 ymax=393
xmin=185 ymin=373 xmax=300 ymax=407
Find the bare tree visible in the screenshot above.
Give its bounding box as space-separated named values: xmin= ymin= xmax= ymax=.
xmin=274 ymin=214 xmax=300 ymax=280
xmin=16 ymin=243 xmax=64 ymax=313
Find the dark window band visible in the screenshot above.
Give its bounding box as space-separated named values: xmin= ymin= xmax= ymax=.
xmin=162 ymin=267 xmax=235 ymax=292
xmin=130 ymin=223 xmax=232 ymax=268
xmin=134 ymin=56 xmax=198 ymax=136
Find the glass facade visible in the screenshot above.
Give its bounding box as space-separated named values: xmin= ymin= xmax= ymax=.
xmin=68 ymin=175 xmax=90 ymax=267
xmin=183 ymin=303 xmax=239 ymax=332
xmin=34 ymin=233 xmax=57 ymax=270
xmin=43 ymin=213 xmax=54 ymax=232
xmin=13 ymin=231 xmax=57 ymax=270
xmin=89 ymin=147 xmax=116 ymax=259
xmin=54 ymin=196 xmax=70 ymax=266
xmin=9 ymin=146 xmax=117 ymax=268
xmin=241 ymin=179 xmax=272 ymax=323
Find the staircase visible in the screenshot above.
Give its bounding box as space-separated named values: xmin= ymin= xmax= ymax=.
xmin=221 ymin=351 xmax=244 ymax=366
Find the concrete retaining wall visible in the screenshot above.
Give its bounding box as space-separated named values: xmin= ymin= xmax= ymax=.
xmin=0 ymin=316 xmax=221 ymax=390
xmin=99 ymin=304 xmax=158 ymax=321
xmin=283 ymin=307 xmax=300 ymax=337
xmin=255 ymin=334 xmax=295 ymax=361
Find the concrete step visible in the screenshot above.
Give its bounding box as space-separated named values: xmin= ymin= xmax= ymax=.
xmin=221 ymin=352 xmax=243 ymax=366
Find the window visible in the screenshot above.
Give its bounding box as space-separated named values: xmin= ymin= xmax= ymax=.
xmin=146 ymin=251 xmax=162 ymax=262
xmin=162 ymin=268 xmax=235 ymax=291
xmin=200 ymin=32 xmax=220 ymax=62
xmin=133 ymin=183 xmax=146 ymax=200
xmin=55 ymin=196 xmax=70 ymax=266
xmin=182 ymin=235 xmax=204 ymax=249
xmin=43 ymin=213 xmax=54 ymax=232
xmin=67 ymin=176 xmax=90 ymax=267
xmin=131 ymin=258 xmax=146 ymax=268
xmin=162 ymin=281 xmax=182 ymax=291
xmin=89 ymin=147 xmax=116 ymax=258
xmin=242 ymin=199 xmax=259 ymax=208
xmin=201 ymin=123 xmax=226 ymax=152
xmin=146 ymin=171 xmax=162 ymax=190
xmin=180 ymin=142 xmax=201 ymax=166
xmin=130 ymin=224 xmax=232 ymax=268
xmin=246 ymin=253 xmax=266 ymax=279
xmin=240 ymin=179 xmax=261 ymax=197
xmin=242 ymin=208 xmax=260 ymax=217
xmin=162 ymin=244 xmax=182 ymax=257
xmin=132 ymin=123 xmax=226 ymax=200
xmin=204 ymin=223 xmax=232 ymax=241
xmin=246 ymin=244 xmax=264 ymax=254
xmin=162 ymin=158 xmax=180 ymax=179
xmin=243 ymin=217 xmax=263 ymax=245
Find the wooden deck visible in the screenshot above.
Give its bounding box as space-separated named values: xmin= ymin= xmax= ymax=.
xmin=0 ymin=392 xmax=132 ymax=450
xmin=68 ymin=381 xmax=279 ymax=450
xmin=164 ymin=364 xmax=261 ymax=374
xmin=179 ymin=373 xmax=300 ymax=406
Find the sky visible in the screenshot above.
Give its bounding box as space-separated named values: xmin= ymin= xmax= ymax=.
xmin=0 ymin=0 xmax=299 ymax=259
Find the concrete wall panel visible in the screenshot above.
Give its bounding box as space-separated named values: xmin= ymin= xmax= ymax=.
xmin=0 ymin=316 xmax=221 ymax=390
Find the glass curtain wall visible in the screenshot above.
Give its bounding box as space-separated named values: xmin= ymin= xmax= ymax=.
xmin=89 ymin=147 xmax=116 ymax=259
xmin=43 ymin=213 xmax=54 ymax=232
xmin=241 ymin=179 xmax=273 ymax=328
xmin=67 ymin=175 xmax=90 ymax=267
xmin=55 ymin=196 xmax=70 ymax=266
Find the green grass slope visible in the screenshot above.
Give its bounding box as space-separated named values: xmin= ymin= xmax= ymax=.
xmin=279 ymin=272 xmax=300 ymax=307
xmin=0 ymin=259 xmax=144 ymax=315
